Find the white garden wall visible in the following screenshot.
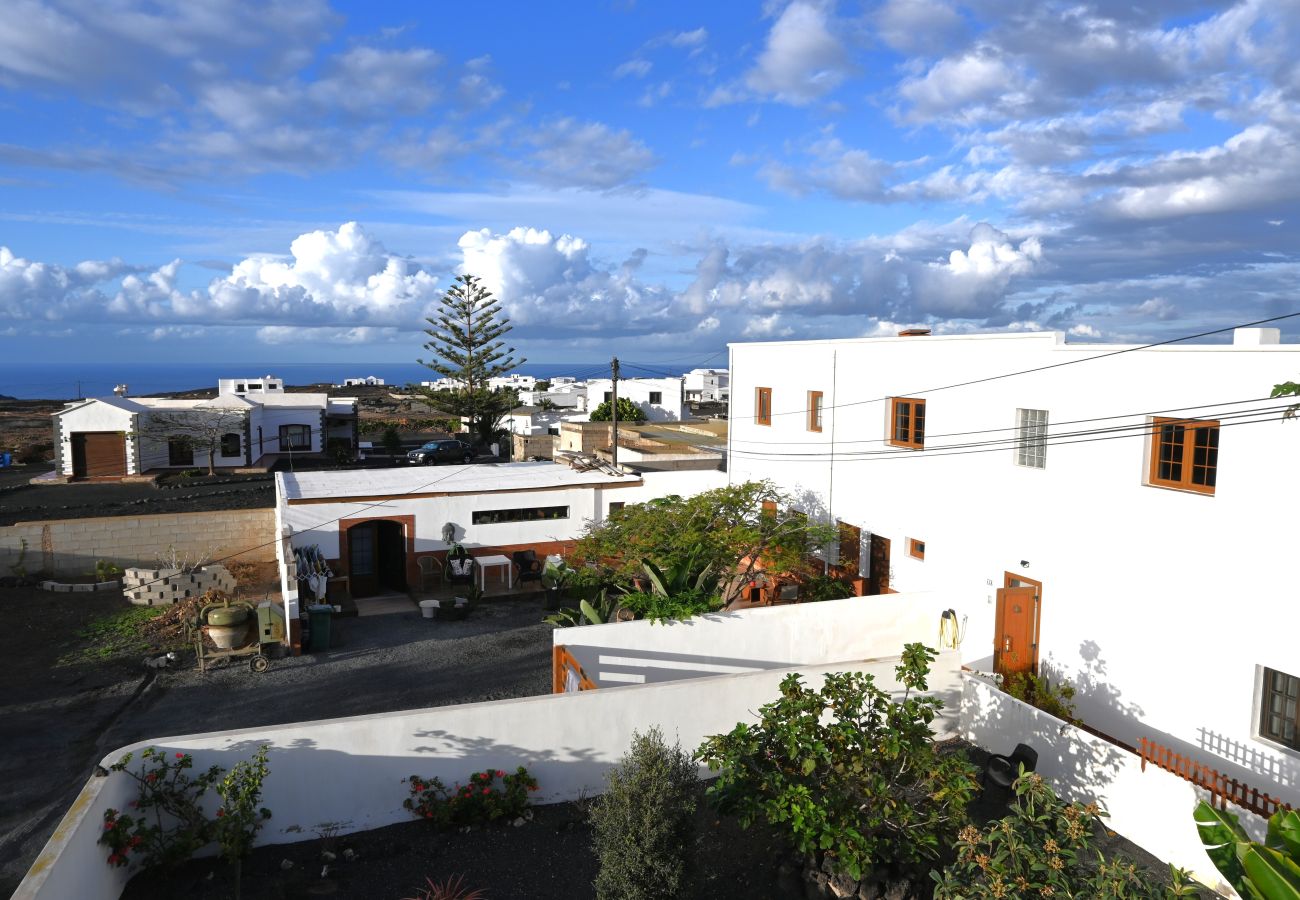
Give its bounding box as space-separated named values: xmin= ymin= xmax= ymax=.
xmin=15 ymin=651 xmax=961 ymax=900
xmin=961 ymin=674 xmax=1239 ymax=895
xmin=557 ymin=590 xmax=972 ymax=687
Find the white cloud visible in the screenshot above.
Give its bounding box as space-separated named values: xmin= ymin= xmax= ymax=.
xmin=519 ymin=118 xmax=657 ymax=189
xmin=614 ymin=59 xmax=652 ymax=79
xmin=256 ymin=325 xmax=402 ymax=345
xmin=743 ymin=1 xmax=851 ymax=105
xmin=669 ymin=28 xmax=708 ymax=51
xmin=898 ymin=49 xmax=1024 ymax=123
xmin=1068 ymin=323 xmax=1101 ymax=338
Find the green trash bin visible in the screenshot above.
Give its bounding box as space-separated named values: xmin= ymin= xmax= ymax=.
xmin=307 ymin=604 xmax=333 ymax=653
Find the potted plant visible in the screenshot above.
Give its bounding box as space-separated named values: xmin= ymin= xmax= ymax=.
xmin=541 ymin=559 xmax=574 ymax=611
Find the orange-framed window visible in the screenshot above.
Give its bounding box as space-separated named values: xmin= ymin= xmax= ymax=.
xmin=1149 ymin=417 xmax=1218 ymax=495
xmin=908 ymin=538 xmax=925 ymax=560
xmin=756 ymin=387 xmax=772 ymax=426
xmin=889 ymin=397 xmax=925 ymax=449
xmin=807 ymin=391 xmax=823 ymax=432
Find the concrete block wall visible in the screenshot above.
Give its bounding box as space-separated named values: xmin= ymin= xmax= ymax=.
xmin=0 ymin=509 xmax=276 ymax=578
xmin=122 ymin=565 xmax=237 ymax=607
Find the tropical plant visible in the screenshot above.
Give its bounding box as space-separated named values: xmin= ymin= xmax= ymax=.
xmin=590 ymin=727 xmax=699 ymax=900
xmin=572 ymin=481 xmax=838 ymax=596
xmin=589 ymin=396 xmax=647 ymax=423
xmin=417 ymin=273 xmax=525 ymax=444
xmin=1195 ymin=802 xmax=1300 ymax=899
xmin=402 ymin=874 xmax=487 ymax=900
xmin=99 ymin=748 xmax=222 ymax=870
xmin=1003 ymin=670 xmax=1079 ymax=724
xmin=212 ymin=745 xmax=273 ymax=900
xmin=543 ymin=589 xmax=624 ymax=627
xmin=933 ymin=770 xmax=1196 ymax=898
xmin=696 ymin=643 xmax=978 ymax=882
xmin=618 ymin=588 xmax=723 ymax=624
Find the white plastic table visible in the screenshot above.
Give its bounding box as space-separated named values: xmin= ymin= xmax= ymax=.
xmin=475 ymin=554 xmax=512 ymax=592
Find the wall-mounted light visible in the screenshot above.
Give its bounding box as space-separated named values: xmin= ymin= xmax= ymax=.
xmin=1020 ymin=560 xmax=1030 ymax=568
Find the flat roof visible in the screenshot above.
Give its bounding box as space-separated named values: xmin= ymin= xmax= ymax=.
xmin=279 ymin=460 xmax=639 ymax=502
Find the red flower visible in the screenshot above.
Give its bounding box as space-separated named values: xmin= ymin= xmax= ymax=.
xmin=481 ymin=788 xmax=490 ymax=795
xmin=215 ymin=809 xmax=225 ymax=818
xmin=495 ymin=770 xmax=504 ymax=778
xmin=104 ymin=822 xmax=114 ymax=831
xmin=175 ymin=753 xmax=184 ymax=759
xmin=424 ymin=811 xmax=432 ymax=819
xmin=145 ymin=773 xmax=157 ymax=783
xmin=528 ymin=785 xmax=539 ymax=791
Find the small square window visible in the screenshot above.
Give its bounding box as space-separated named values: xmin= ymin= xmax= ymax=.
xmin=609 ymin=501 xmax=625 ymax=515
xmin=756 ymin=387 xmax=772 ymax=426
xmin=908 ymin=538 xmax=925 ymax=560
xmin=604 ymin=392 xmax=613 ymax=403
xmin=808 ymin=391 xmax=823 ymax=432
xmin=1260 ymin=667 xmax=1300 ymax=750
xmin=648 ymin=391 xmax=662 ymax=404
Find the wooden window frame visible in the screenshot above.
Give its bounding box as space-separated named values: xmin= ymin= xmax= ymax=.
xmin=1260 ymin=667 xmax=1300 ymax=751
xmin=756 ymin=387 xmax=773 ymax=426
xmin=1148 ymin=417 xmax=1218 ymax=495
xmin=889 ymin=397 xmax=926 ymax=449
xmin=908 ymin=538 xmax=925 ymax=560
xmin=807 ymin=391 xmax=823 ymax=432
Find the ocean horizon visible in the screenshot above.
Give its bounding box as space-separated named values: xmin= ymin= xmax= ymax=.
xmin=0 ymin=360 xmax=719 ymax=401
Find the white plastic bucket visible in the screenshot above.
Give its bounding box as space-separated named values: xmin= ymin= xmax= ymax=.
xmin=418 ymin=599 xmax=439 ymax=619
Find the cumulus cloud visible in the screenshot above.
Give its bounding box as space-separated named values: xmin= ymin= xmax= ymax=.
xmin=614 ymin=59 xmax=652 ymax=79
xmin=742 ymin=1 xmax=851 ymax=105
xmin=518 ymin=118 xmax=658 ymax=189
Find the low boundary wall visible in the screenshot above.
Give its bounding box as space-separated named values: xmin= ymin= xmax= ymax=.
xmin=15 ymin=651 xmax=962 ymax=900
xmin=555 ymin=591 xmax=970 ymax=688
xmin=0 ymin=508 xmax=276 ymax=577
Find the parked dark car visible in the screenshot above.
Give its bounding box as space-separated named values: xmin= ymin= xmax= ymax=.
xmin=407 ymin=439 xmax=475 ymax=465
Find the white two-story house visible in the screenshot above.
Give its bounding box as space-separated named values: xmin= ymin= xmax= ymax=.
xmin=727 ymin=326 xmax=1300 ymax=808
xmin=588 ymin=377 xmax=685 ymax=422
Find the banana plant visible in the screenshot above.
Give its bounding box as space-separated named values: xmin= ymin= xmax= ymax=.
xmin=1194 ymin=802 xmax=1300 ymax=898
xmin=639 ymin=544 xmax=719 ymax=599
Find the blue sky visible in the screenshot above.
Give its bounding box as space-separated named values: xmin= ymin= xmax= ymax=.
xmin=1 ymin=0 xmax=1298 ymax=366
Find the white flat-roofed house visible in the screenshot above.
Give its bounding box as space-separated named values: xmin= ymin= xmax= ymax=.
xmin=727 ymin=326 xmax=1300 ymax=810
xmin=52 ymin=378 xmax=357 ymax=478
xmin=588 ymin=377 xmax=685 ymax=422
xmin=341 ymin=376 xmax=386 ymax=387
xmin=684 ymin=368 xmax=729 ymax=402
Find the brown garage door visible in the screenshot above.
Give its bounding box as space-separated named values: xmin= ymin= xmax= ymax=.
xmin=72 ymin=432 xmax=127 ymax=478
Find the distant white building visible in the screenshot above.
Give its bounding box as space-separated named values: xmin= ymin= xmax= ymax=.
xmin=519 ymin=380 xmax=588 ymax=410
xmin=419 ymin=373 xmax=537 ymax=393
xmin=587 ymin=377 xmax=685 ymax=422
xmin=52 ymin=378 xmax=356 ymax=478
xmin=341 ymin=376 xmax=386 ymax=387
xmin=684 ymin=368 xmax=729 ymax=403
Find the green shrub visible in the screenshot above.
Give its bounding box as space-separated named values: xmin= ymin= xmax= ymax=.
xmin=800 ymin=573 xmax=854 ymax=602
xmin=933 ymin=771 xmax=1196 ymax=898
xmin=100 ymin=748 xmax=223 ymax=870
xmin=403 ymin=767 xmax=539 ymax=827
xmin=696 ymin=643 xmax=978 ymax=882
xmin=590 ymin=727 xmax=699 ymax=900
xmin=618 ymin=588 xmax=723 ymax=624
xmin=1003 ymin=670 xmax=1079 ymax=724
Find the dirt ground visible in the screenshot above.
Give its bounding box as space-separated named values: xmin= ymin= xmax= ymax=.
xmin=0 ymin=587 xmax=555 ymax=897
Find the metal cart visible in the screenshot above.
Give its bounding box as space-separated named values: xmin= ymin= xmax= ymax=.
xmin=189 ymin=597 xmax=287 ymax=673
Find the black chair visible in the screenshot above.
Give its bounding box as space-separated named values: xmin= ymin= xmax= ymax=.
xmin=513 ymin=550 xmax=543 ymax=584
xmin=982 ymin=743 xmax=1038 ymax=792
xmin=446 ymin=549 xmax=477 ymax=586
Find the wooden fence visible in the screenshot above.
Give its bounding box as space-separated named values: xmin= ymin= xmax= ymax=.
xmin=552 ymin=645 xmax=597 ymax=693
xmin=1139 ymin=737 xmax=1294 ymax=819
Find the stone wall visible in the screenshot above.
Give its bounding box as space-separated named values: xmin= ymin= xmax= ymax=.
xmin=0 ymin=508 xmax=276 ymax=577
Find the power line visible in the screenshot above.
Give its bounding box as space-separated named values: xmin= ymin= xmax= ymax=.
xmin=758 ymin=311 xmax=1300 ymax=420
xmin=728 ymin=394 xmax=1281 ymax=446
xmin=725 ymin=404 xmax=1287 ymax=463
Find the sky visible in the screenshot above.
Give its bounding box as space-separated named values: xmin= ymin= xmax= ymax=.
xmin=0 ymin=0 xmax=1298 ymax=366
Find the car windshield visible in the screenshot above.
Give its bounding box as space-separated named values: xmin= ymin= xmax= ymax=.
xmin=420 ymin=442 xmax=439 ymax=450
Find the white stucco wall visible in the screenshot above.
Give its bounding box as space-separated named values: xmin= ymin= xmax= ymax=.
xmin=589 ymin=377 xmax=685 ymax=422
xmin=53 ymin=402 xmax=137 ymax=476
xmin=727 ymin=329 xmax=1300 ymax=808
xmin=252 ymin=406 xmax=323 ymax=457
xmin=556 ymin=590 xmax=970 ymax=687
xmin=16 ymin=650 xmax=960 ymax=900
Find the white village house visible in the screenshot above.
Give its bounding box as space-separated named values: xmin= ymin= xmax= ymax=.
xmin=587 ymin=376 xmax=685 ymax=422
xmin=727 ymin=326 xmax=1300 ymax=810
xmin=683 ymin=367 xmax=729 ymax=403
xmin=51 ymin=377 xmax=357 ymax=478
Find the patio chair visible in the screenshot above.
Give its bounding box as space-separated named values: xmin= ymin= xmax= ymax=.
xmin=417 ymin=556 xmax=442 ymax=591
xmin=982 ymin=742 xmax=1038 ymax=793
xmin=446 ymin=547 xmax=477 ymax=586
xmin=513 ymin=549 xmax=543 ymax=585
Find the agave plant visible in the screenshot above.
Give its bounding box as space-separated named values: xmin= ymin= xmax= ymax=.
xmin=638 ymin=544 xmax=719 ymax=599
xmin=1195 ymin=802 xmax=1300 ymax=898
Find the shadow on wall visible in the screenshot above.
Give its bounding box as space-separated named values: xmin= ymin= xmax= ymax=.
xmin=1196 ymin=726 xmax=1300 ymax=800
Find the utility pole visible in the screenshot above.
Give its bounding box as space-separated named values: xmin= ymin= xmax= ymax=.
xmin=610 ymin=356 xmax=620 ymax=469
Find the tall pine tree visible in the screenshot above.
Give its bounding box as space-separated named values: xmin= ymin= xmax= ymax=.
xmin=418 ymin=274 xmax=525 ymax=444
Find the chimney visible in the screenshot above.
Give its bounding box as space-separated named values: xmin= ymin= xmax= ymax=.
xmin=898 ymin=328 xmax=931 ymax=337
xmin=1233 ymin=327 xmax=1280 ymax=346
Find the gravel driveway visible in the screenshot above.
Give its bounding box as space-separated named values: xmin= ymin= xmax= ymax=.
xmin=0 ymin=591 xmax=554 ymax=896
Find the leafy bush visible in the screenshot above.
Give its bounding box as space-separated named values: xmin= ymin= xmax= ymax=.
xmin=589 ymin=397 xmax=647 ymax=422
xmin=696 ymin=643 xmax=977 ymax=882
xmin=1003 ymin=670 xmax=1079 ymax=724
xmin=403 ymin=767 xmax=539 ymax=827
xmin=100 ymin=748 xmax=222 ymax=869
xmin=590 ymin=727 xmax=699 ymax=900
xmin=800 ymin=573 xmax=854 ymax=602
xmin=618 ymin=588 xmax=723 ymax=624
xmin=212 ymin=745 xmax=273 ymax=873
xmin=933 ymin=771 xmax=1196 ymax=898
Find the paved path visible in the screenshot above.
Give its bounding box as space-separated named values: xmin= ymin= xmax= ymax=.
xmin=0 ymin=596 xmax=554 ymax=896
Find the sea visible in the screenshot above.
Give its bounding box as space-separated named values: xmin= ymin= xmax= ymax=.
xmin=0 ymin=360 xmax=718 ymax=401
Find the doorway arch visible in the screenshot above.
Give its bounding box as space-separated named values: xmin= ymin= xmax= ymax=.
xmin=342 ymin=517 xmax=411 ymax=598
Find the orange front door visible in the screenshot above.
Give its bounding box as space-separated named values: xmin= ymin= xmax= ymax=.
xmin=994 ymin=583 xmax=1039 ymax=679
